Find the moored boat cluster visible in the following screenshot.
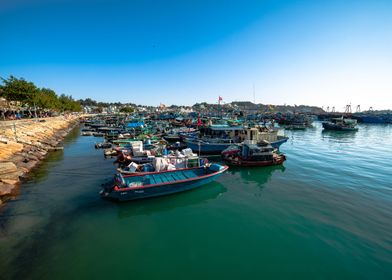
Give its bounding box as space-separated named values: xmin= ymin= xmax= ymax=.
xmin=82 ymin=114 xmax=291 ymax=201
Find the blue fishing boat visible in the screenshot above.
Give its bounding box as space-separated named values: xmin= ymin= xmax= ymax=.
xmin=270 ymin=137 xmax=289 ymax=149
xmin=185 ymin=139 xmax=234 ymax=155
xmin=100 ymin=163 xmax=228 ymax=201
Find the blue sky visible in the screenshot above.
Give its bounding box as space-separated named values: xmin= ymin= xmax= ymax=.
xmin=1 ymin=0 xmax=391 ymax=110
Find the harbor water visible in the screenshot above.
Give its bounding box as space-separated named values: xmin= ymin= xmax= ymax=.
xmin=0 ymin=122 xmax=391 ymax=279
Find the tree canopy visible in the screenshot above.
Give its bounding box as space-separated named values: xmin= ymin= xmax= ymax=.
xmin=120 ymin=107 xmax=134 ymax=113
xmin=0 ymin=75 xmax=81 ymax=112
xmin=0 ymin=75 xmax=38 ymax=105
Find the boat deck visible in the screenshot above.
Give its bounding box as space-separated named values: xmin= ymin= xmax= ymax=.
xmin=123 ymin=169 xmax=204 ymax=187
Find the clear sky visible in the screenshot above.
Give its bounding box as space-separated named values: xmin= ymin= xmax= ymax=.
xmin=1 ymin=0 xmax=391 ymax=110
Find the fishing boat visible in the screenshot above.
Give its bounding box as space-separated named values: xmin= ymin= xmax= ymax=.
xmin=93 ymin=132 xmax=105 ymax=137
xmin=185 ymin=126 xmax=288 ymax=155
xmin=81 ymin=131 xmax=94 ymax=136
xmin=185 ymin=138 xmax=234 ymax=155
xmin=100 ymin=163 xmax=228 ymax=201
xmin=283 ymin=123 xmax=308 ymax=130
xmin=221 ymin=142 xmax=286 ymax=167
xmin=163 ymin=128 xmax=198 ymax=142
xmin=322 ymin=117 xmax=358 ymax=131
xmin=95 ymin=142 xmax=112 ymax=149
xmin=163 ymin=133 xmax=182 ymax=142
xmin=166 ymin=141 xmax=188 ymax=151
xmin=105 ymin=139 xmax=166 ymax=162
xmin=353 ymin=112 xmax=392 ymax=124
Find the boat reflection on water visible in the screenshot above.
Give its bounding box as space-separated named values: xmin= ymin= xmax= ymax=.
xmin=227 ymin=165 xmax=286 ymax=188
xmin=321 ymin=129 xmax=358 ymax=143
xmin=116 ymin=182 xmax=227 ymax=219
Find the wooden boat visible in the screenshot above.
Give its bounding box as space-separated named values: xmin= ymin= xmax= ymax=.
xmin=221 ymin=142 xmax=286 ymax=167
xmin=322 ymin=117 xmax=358 ymax=131
xmin=100 ymin=163 xmax=228 ymax=201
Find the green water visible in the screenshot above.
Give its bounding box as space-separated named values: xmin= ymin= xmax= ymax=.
xmin=1 ymin=123 xmax=391 ymax=280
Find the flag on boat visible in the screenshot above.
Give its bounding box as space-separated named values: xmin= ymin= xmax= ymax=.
xmin=197 ymin=117 xmax=202 ymax=126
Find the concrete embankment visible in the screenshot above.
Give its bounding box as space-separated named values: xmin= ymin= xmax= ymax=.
xmin=0 ymin=116 xmax=80 ymax=205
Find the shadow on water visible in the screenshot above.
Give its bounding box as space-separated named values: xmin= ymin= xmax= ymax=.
xmin=0 ymin=125 xmax=108 ymax=280
xmin=3 ymin=200 xmax=110 ymax=280
xmin=115 ymin=182 xmax=227 ymax=219
xmin=2 ymin=181 xmax=226 ymax=279
xmin=227 ymin=165 xmax=286 ymax=187
xmin=23 ymin=150 xmax=65 ymax=183
xmin=21 ymin=125 xmax=81 ymax=184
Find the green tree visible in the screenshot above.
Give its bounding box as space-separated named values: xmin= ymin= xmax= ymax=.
xmin=58 ymin=94 xmax=82 ymax=112
xmin=0 ymin=75 xmax=39 ymax=105
xmin=78 ymin=98 xmax=97 ymax=107
xmin=120 ymin=107 xmax=134 ymax=113
xmin=0 ymin=75 xmax=82 ymax=112
xmin=35 ymin=88 xmax=60 ymax=109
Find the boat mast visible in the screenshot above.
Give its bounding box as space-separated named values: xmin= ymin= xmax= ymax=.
xmin=253 ymin=83 xmax=255 ymax=104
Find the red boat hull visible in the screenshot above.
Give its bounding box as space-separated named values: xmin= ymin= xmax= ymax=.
xmin=224 ymin=155 xmax=286 ymax=167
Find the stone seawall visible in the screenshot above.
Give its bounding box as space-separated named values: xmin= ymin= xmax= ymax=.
xmin=0 ymin=116 xmax=80 ymax=205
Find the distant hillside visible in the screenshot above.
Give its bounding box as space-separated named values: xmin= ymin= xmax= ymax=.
xmin=230 ymin=101 xmax=324 ymax=114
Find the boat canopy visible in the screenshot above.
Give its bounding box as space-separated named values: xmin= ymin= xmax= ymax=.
xmin=127 ymin=122 xmax=144 ymax=128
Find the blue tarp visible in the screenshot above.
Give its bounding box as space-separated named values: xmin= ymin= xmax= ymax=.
xmin=127 ymin=122 xmax=144 ymax=127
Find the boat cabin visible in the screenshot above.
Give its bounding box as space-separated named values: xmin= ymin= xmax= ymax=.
xmin=241 ymin=143 xmax=275 ymax=161
xmin=200 ymin=125 xmax=280 ymax=143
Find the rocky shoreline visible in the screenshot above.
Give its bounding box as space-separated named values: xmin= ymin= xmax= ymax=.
xmin=0 ymin=116 xmax=80 ymax=206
